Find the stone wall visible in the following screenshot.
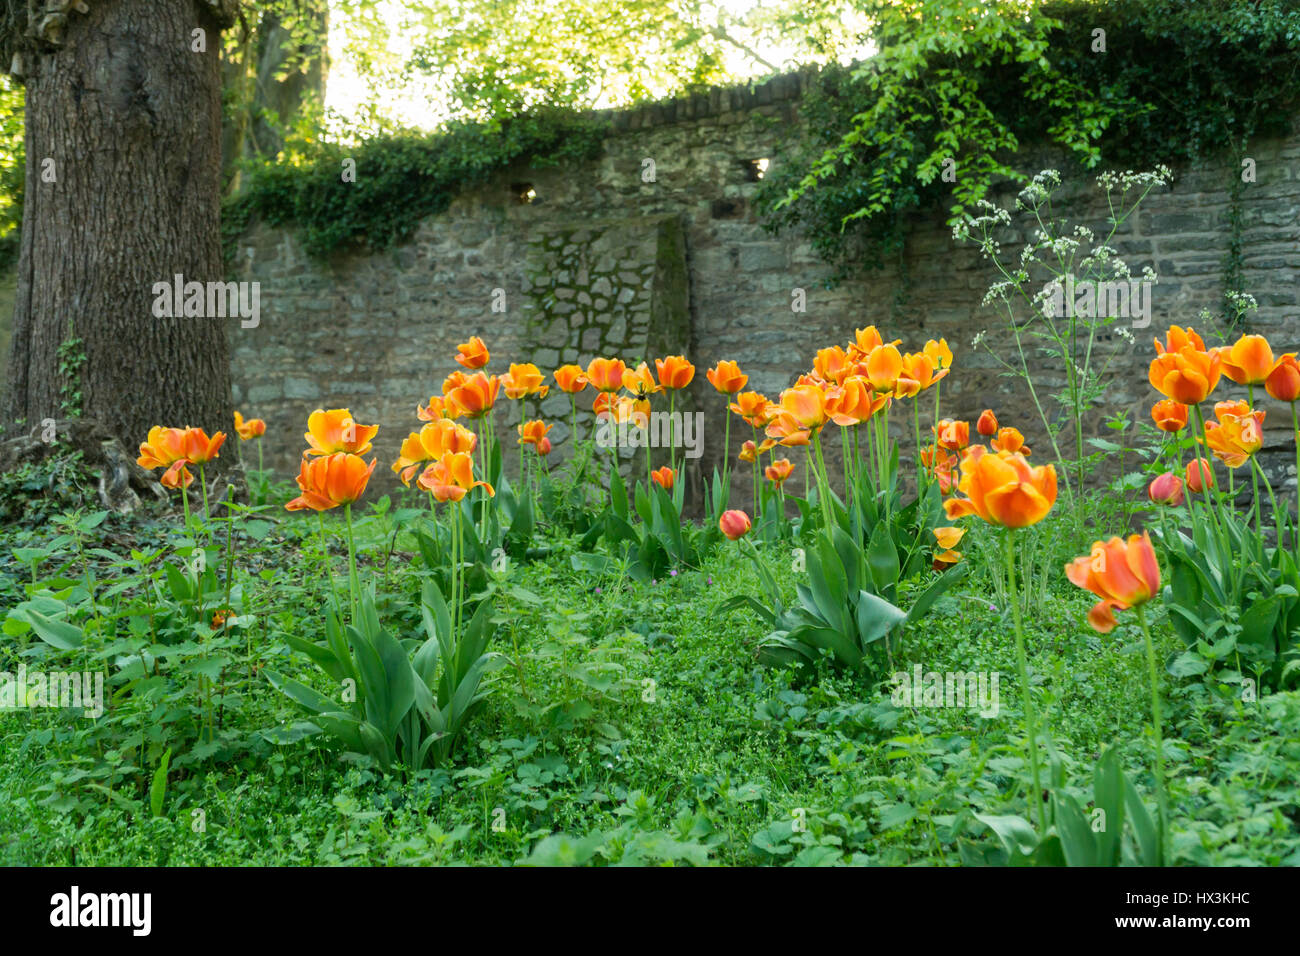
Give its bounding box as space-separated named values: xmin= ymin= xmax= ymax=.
xmin=228 ymin=70 xmax=1300 ymax=507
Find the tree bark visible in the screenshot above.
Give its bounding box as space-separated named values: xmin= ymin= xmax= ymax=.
xmin=4 ymin=0 xmax=237 ymax=471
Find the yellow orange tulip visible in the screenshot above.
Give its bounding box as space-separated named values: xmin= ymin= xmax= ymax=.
xmin=943 ymin=446 xmax=1057 ymax=528
xmin=392 ymin=420 xmax=478 ymax=485
xmin=1266 ymin=353 xmax=1300 ymax=402
xmin=976 ymin=409 xmax=998 ymax=437
xmin=765 ymin=457 xmax=793 ymax=487
xmin=706 ymin=360 xmax=748 ymax=394
xmin=729 ymin=391 xmax=771 ymax=427
xmin=1220 ymin=334 xmax=1275 ymax=386
xmin=655 ymin=355 xmax=695 ymax=390
xmin=1150 ymin=399 xmax=1188 ymax=433
xmin=454 ymin=336 xmax=490 ymax=370
xmin=234 ymin=412 xmax=266 ymax=440
xmin=587 ymin=357 xmax=627 ymax=393
xmin=518 ymin=419 xmax=552 ymax=446
xmin=553 ymin=364 xmax=589 ymax=394
xmin=1203 ymin=402 xmax=1264 ymax=468
xmin=286 ymin=453 xmax=376 ymax=511
xmin=651 ymin=466 xmax=675 ymax=490
xmin=446 ymin=372 xmax=500 ymax=419
xmin=865 ymin=344 xmax=903 ymax=393
xmin=304 ymin=408 xmax=378 ymax=457
xmin=991 ymin=426 xmax=1029 ymax=455
xmin=1065 ymin=532 xmax=1161 ymax=633
xmin=501 ymin=363 xmax=549 ymax=400
xmin=417 ymin=452 xmax=495 ymax=503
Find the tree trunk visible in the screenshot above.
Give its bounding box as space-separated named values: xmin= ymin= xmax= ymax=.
xmin=4 ymin=0 xmax=236 ymax=471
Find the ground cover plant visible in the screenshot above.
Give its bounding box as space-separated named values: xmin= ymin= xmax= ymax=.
xmin=4 ymin=226 xmax=1299 ymax=866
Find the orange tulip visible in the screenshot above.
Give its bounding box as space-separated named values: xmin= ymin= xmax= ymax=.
xmin=729 ymin=391 xmax=771 ymax=427
xmin=853 ymin=326 xmax=885 ymax=354
xmin=932 ymin=526 xmax=965 ymax=567
xmin=1148 ymin=472 xmax=1184 ymax=507
xmin=587 ymin=357 xmax=627 ymax=393
xmin=454 ymin=335 xmax=490 ymax=370
xmin=1185 ymin=457 xmax=1215 ymax=493
xmin=778 ymin=384 xmax=828 ymax=430
xmin=935 ymin=419 xmax=970 ymax=452
xmin=719 ymin=509 xmax=752 ymax=540
xmin=622 ymin=362 xmax=661 ymax=401
xmin=137 ymin=426 xmax=189 ymax=470
xmin=502 ymin=363 xmax=549 ymax=400
xmin=923 ymin=338 xmax=953 ymax=370
xmin=943 ymin=446 xmax=1057 ymax=528
xmin=739 ymin=438 xmax=777 ymax=462
xmin=706 ymin=360 xmax=748 ymax=394
xmin=655 ymin=355 xmax=695 ymax=391
xmin=286 ymin=453 xmax=376 ymax=511
xmin=765 ymin=458 xmax=794 ymax=487
xmin=990 ymin=426 xmax=1029 ymax=455
xmin=921 ymin=445 xmax=959 ymax=495
xmin=1203 ymin=402 xmax=1264 ymax=468
xmin=1220 ymin=334 xmax=1275 ymax=386
xmin=901 ymin=351 xmax=948 ymax=392
xmin=392 ymin=420 xmax=478 ymax=485
xmin=1266 ymin=353 xmax=1300 ymax=402
xmin=865 ymin=344 xmax=904 ymax=393
xmin=416 ymin=452 xmax=495 ymax=503
xmin=592 ymin=391 xmax=616 ymax=421
xmin=234 ymin=411 xmax=266 ymax=441
xmin=976 ymin=409 xmax=998 ymax=437
xmin=553 ymin=364 xmax=589 ymax=394
xmin=305 ymin=408 xmax=378 ymax=456
xmin=181 ymin=427 xmax=226 ymax=464
xmin=651 ymin=466 xmax=675 ymax=490
xmin=518 ymin=419 xmax=552 ymax=447
xmin=1148 ymin=326 xmax=1221 ymax=404
xmin=446 ymin=372 xmax=500 ymax=419
xmin=813 ymin=346 xmax=851 ymax=385
xmin=1150 ymin=399 xmax=1188 ymax=433
xmin=764 ymin=414 xmax=810 ymax=447
xmin=442 ymin=370 xmax=469 ymax=396
xmin=537 ymin=436 xmax=552 ymax=456
xmin=825 ymin=376 xmax=888 ymax=426
xmin=1065 ymin=532 xmax=1161 ymax=633
xmin=612 ymin=395 xmax=650 ymax=429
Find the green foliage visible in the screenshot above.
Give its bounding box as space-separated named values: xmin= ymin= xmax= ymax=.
xmin=759 ymin=0 xmax=1300 ymax=280
xmin=222 ymin=110 xmax=609 ymax=264
xmin=0 ymin=75 xmax=23 ymax=272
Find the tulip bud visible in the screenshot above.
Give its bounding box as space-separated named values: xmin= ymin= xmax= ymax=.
xmin=1185 ymin=457 xmax=1215 ymax=493
xmin=719 ymin=509 xmax=752 ymax=541
xmin=1148 ymin=472 xmax=1184 ymax=507
xmin=537 ymin=436 xmax=552 ymax=456
xmin=976 ymin=409 xmax=998 ymax=436
xmin=1266 ymin=354 xmax=1300 ymax=403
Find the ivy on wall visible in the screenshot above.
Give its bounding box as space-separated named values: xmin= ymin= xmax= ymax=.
xmin=756 ymin=0 xmax=1300 ymax=285
xmin=222 ymin=110 xmax=609 ymax=265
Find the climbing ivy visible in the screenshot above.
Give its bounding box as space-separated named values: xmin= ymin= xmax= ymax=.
xmin=757 ymin=0 xmax=1300 ymax=283
xmin=222 ymin=110 xmax=609 ymax=265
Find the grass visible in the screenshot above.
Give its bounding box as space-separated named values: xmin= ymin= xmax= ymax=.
xmin=1 ymin=467 xmax=1298 ymax=867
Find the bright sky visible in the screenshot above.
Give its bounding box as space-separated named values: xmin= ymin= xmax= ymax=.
xmin=324 ymin=0 xmax=871 ymax=132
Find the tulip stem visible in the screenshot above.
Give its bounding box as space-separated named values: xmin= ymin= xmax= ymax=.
xmin=1133 ymin=603 xmax=1169 ymax=862
xmin=198 ymin=464 xmax=210 ymax=538
xmin=1003 ymin=529 xmax=1044 ymax=831
xmin=813 ymin=429 xmax=834 ymax=533
xmin=722 ymin=399 xmax=732 ymax=502
xmin=1292 ymin=402 xmax=1300 ymax=544
xmin=344 ymin=502 xmax=360 ymax=624
xmin=317 ymin=512 xmax=339 ymax=616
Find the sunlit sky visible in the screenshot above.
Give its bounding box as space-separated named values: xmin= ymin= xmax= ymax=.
xmin=324 ymin=0 xmax=871 ymax=131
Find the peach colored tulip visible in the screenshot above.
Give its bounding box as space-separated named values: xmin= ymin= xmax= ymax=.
xmin=181 ymin=427 xmax=226 ymax=464
xmin=286 ymin=453 xmax=376 ymax=511
xmin=654 ymin=355 xmax=695 ymax=391
xmin=587 ymin=357 xmax=627 ymax=393
xmin=1148 ymin=472 xmax=1184 ymax=507
xmin=943 ymin=446 xmax=1057 ymax=528
xmin=1065 ymin=532 xmax=1161 ymax=633
xmin=765 ymin=457 xmax=793 ymax=487
xmin=305 ymin=409 xmax=377 ymax=456
xmin=1150 ymin=399 xmax=1188 ymax=433
xmin=1186 ymin=457 xmax=1215 ymax=493
xmin=417 ymin=452 xmax=495 ymax=503
xmin=518 ymin=419 xmax=552 ymax=446
xmin=553 ymin=365 xmax=589 ymax=394
xmin=454 ymin=336 xmax=490 ymax=370
xmin=502 ymin=363 xmax=549 ymax=401
xmin=706 ymin=360 xmax=748 ymax=394
xmin=234 ymin=412 xmax=266 ymax=440
xmin=446 ymin=372 xmax=500 ymax=419
xmin=729 ymin=391 xmax=771 ymax=427
xmin=719 ymin=509 xmax=752 ymax=540
xmin=991 ymin=426 xmax=1029 ymax=455
xmin=1220 ymin=334 xmax=1275 ymax=386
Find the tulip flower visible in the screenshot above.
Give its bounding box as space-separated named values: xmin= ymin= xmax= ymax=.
xmin=865 ymin=344 xmax=904 ymax=394
xmin=417 ymin=451 xmax=495 ymax=504
xmin=1219 ymin=334 xmax=1275 ymax=386
xmin=923 ymin=338 xmax=953 ymax=370
xmin=305 ymin=408 xmax=378 ymax=456
xmin=1203 ymin=401 xmax=1264 ymax=469
xmin=1150 ymin=399 xmax=1188 ymax=433
xmin=502 ymin=363 xmax=549 ymax=401
xmin=813 ymin=346 xmax=851 ymax=386
xmin=765 ymin=458 xmax=793 ymax=487
xmin=537 ymin=436 xmax=552 ymax=456
xmin=739 ymin=438 xmax=776 ymax=462
xmin=651 ymin=466 xmax=675 ymax=490
xmin=935 ymin=419 xmax=970 ymax=452
xmin=554 ymin=365 xmax=589 ymax=394
xmin=1185 ymin=457 xmax=1215 ymax=493
xmin=706 ymin=360 xmax=748 ymax=394
xmin=518 ymin=419 xmax=552 ymax=447
xmin=393 ymin=420 xmax=478 ymax=486
xmin=900 ymin=351 xmax=947 ymax=392
xmin=1148 ymin=472 xmax=1185 ymax=507
xmin=1148 ymin=327 xmax=1221 ymax=404
xmin=137 ymin=426 xmax=189 ymax=471
xmin=445 ymin=372 xmax=500 ymax=419
xmin=180 ymin=427 xmax=225 ymax=464
xmin=442 ymin=370 xmax=469 ymax=396
xmin=1065 ymin=530 xmax=1169 ymax=848
xmin=655 ymin=355 xmax=695 ymax=391
xmin=976 ymin=409 xmax=998 ymax=436
xmin=854 ymin=326 xmax=886 ymax=354
xmin=824 ymin=377 xmax=888 ymax=426
xmin=587 ymin=357 xmax=627 ymax=393
xmin=719 ymin=509 xmax=752 ymax=540
xmin=920 ymin=445 xmax=959 ymax=495
xmin=778 ymin=384 xmax=828 ymax=430
xmin=932 ymin=526 xmax=965 ymax=567
xmin=729 ymin=391 xmax=771 ymax=427
xmin=944 ymin=446 xmax=1057 ymax=528
xmin=454 ymin=336 xmax=490 ymax=370
xmin=234 ymin=412 xmax=266 ymax=440
xmin=287 ymin=452 xmax=376 ymax=512
xmin=1265 ymin=353 xmax=1300 ymax=402
xmin=990 ymin=426 xmax=1029 ymax=455
xmin=417 ymin=394 xmax=448 ymax=422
